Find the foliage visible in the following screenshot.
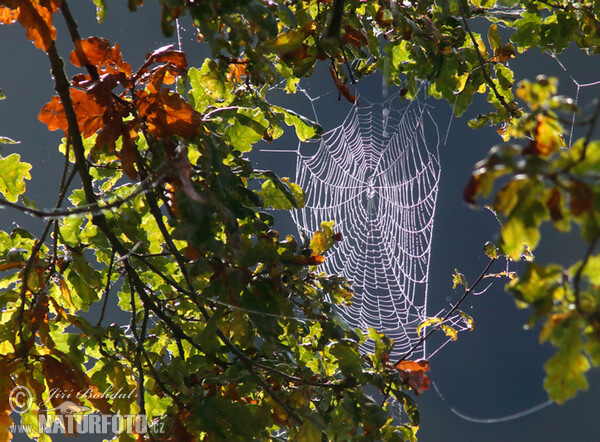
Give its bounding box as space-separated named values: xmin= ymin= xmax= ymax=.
xmin=0 ymin=0 xmax=599 ymax=440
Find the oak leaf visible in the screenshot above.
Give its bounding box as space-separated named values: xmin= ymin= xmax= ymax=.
xmin=0 ymin=0 xmax=59 ymax=51
xmin=393 ymin=359 xmax=430 ymax=395
xmin=38 ymin=88 xmax=106 ymax=138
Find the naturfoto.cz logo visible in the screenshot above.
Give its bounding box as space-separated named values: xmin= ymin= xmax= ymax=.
xmin=9 ymin=385 xmax=165 ymax=436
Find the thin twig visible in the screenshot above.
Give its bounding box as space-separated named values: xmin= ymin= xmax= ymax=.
xmin=96 ymin=249 xmax=116 ymax=327
xmin=461 ymin=11 xmax=518 ymax=118
xmin=0 ymin=174 xmax=159 ymax=220
xmin=394 ymin=258 xmax=496 ymax=365
xmin=572 ymin=236 xmax=599 ymax=315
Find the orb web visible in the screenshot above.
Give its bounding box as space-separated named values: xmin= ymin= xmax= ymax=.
xmin=291 ymin=94 xmax=443 ymax=359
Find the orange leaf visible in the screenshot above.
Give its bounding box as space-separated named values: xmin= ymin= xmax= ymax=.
xmin=393 ymin=359 xmax=430 ymax=395
xmin=136 ymin=89 xmax=201 ymax=139
xmin=0 ymin=6 xmax=17 ymax=24
xmin=329 ymin=67 xmax=357 ymax=105
xmin=1 ymin=0 xmax=57 ymax=51
xmin=306 ymin=254 xmax=325 ymax=265
xmin=147 ymin=48 xmax=187 ymax=70
xmin=38 ymin=88 xmax=106 ymax=137
xmin=228 ymin=63 xmax=247 ymax=84
xmin=69 ymin=36 xmax=132 ymax=76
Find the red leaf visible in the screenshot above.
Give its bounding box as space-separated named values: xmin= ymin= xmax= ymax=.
xmin=329 ymin=67 xmax=357 ymax=105
xmin=393 ymin=359 xmax=430 ymax=395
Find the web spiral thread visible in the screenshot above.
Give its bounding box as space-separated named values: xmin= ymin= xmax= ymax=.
xmin=292 ymin=95 xmax=441 ymax=359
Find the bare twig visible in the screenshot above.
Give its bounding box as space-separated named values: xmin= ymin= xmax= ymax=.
xmin=394 ymin=258 xmax=497 ymax=365
xmin=96 ymin=249 xmax=116 ymax=327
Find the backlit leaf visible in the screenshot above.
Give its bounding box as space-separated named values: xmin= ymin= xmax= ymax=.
xmin=310 ymin=220 xmax=336 ymax=255
xmin=0 ymin=154 xmax=31 ymax=202
xmin=136 ymin=89 xmax=201 ymax=138
xmin=393 ymin=360 xmax=430 ymax=395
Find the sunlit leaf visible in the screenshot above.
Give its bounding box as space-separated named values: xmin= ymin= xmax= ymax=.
xmin=0 ymin=154 xmax=31 ymax=202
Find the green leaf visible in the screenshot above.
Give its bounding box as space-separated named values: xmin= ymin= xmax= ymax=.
xmin=0 ymin=137 xmax=19 ymax=145
xmin=294 ymin=418 xmax=322 ymax=441
xmin=580 ymin=255 xmax=600 ymax=285
xmin=225 ymin=110 xmax=269 ymax=152
xmin=309 ymin=220 xmax=335 ymax=255
xmin=0 ymin=154 xmax=31 ymax=202
xmin=507 ymin=263 xmax=562 ymax=305
xmin=416 ymin=317 xmax=442 ymax=337
xmin=330 ymin=341 xmax=362 ymax=377
xmin=452 ymin=269 xmax=467 ymax=289
xmin=543 ymin=319 xmax=590 ymax=404
xmin=487 ymin=23 xmax=502 ymax=52
xmin=197 ymin=313 xmax=222 ymax=354
xmin=273 ymin=105 xmax=322 ymax=141
xmin=258 ymin=172 xmax=304 ymax=210
xmin=483 ymin=241 xmax=498 ymax=259
xmin=440 ymin=324 xmax=458 ymax=341
xmin=92 ymin=0 xmax=107 ymax=22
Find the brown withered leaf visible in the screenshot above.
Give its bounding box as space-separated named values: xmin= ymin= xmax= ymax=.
xmin=342 ymin=25 xmax=368 ymax=48
xmin=570 ymin=180 xmax=594 ymax=216
xmin=329 ymin=67 xmax=357 ymax=105
xmin=393 ymin=359 xmax=430 ymax=395
xmin=146 ymin=47 xmax=187 ymax=70
xmin=2 ymin=0 xmax=58 ymax=51
xmin=136 ymin=89 xmax=201 ymax=139
xmin=546 ymin=187 xmax=563 ymax=222
xmin=70 ymin=36 xmax=132 ymax=76
xmin=375 ymin=7 xmax=392 ymax=27
xmin=170 ymin=142 xmax=204 ymax=202
xmin=493 ymin=44 xmax=516 ymax=63
xmin=120 ymin=129 xmax=139 ymax=180
xmin=464 ymin=173 xmax=481 ymax=206
xmin=39 ymin=88 xmax=106 ymax=138
xmin=42 ymin=351 xmax=112 ymax=415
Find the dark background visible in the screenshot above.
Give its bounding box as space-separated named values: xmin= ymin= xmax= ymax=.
xmin=1 ymin=2 xmax=599 ymax=441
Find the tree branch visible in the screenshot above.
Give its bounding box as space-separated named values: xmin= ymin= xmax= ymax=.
xmin=394 ymin=258 xmax=497 ymax=365
xmin=461 ymin=12 xmax=519 ymax=118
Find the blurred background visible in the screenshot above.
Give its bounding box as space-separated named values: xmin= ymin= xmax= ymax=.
xmin=0 ymin=2 xmax=598 ymax=441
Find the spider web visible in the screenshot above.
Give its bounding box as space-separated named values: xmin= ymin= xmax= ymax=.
xmin=290 ymin=90 xmax=458 ymax=359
